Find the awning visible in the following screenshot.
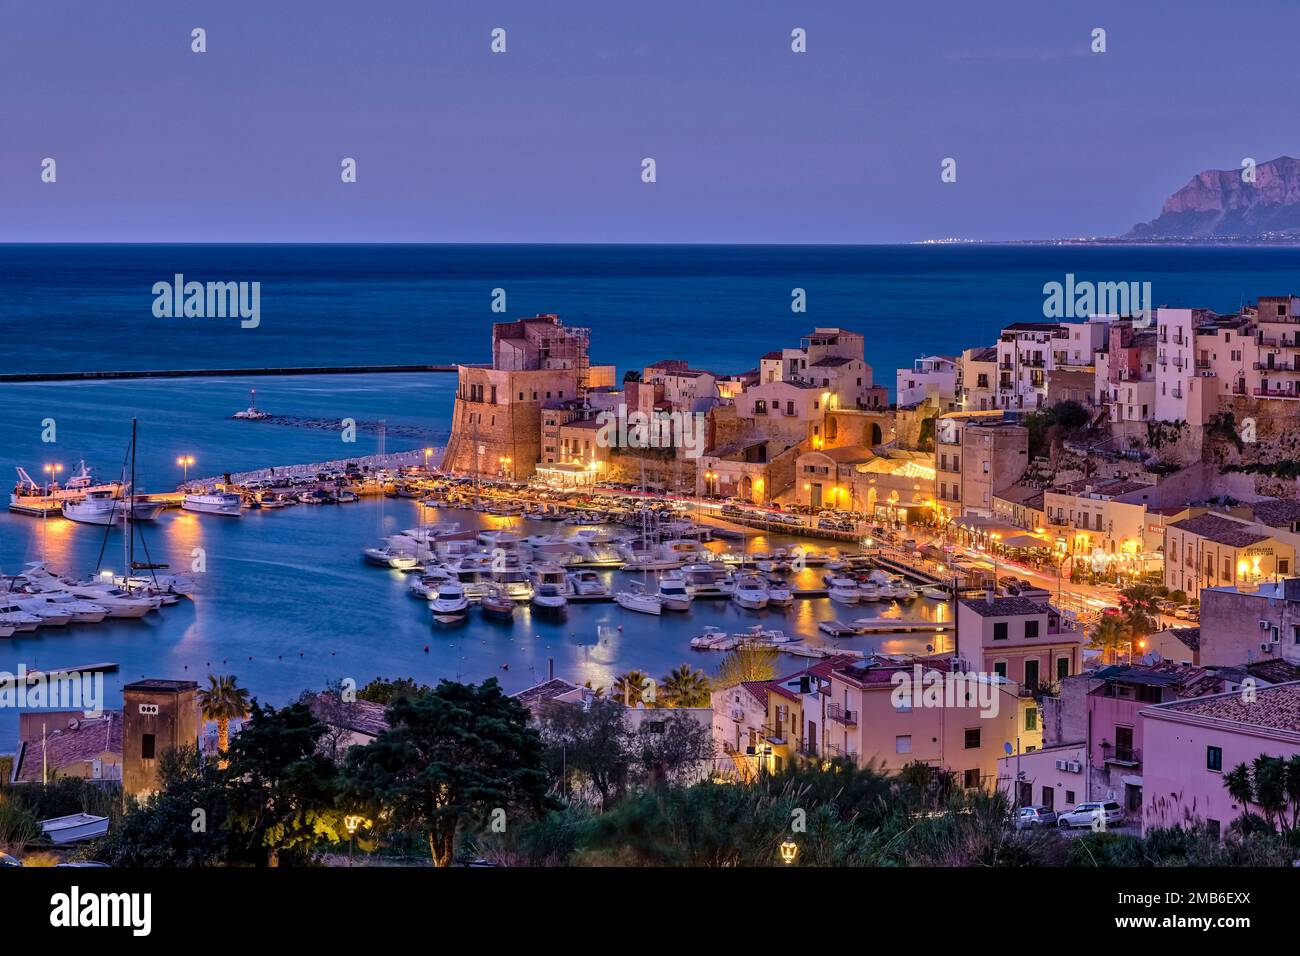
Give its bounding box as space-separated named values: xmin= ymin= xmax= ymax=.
xmin=1001 ymin=534 xmax=1051 ymax=549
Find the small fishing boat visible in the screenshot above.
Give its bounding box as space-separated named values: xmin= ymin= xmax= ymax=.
xmin=336 ymin=491 xmax=360 ymax=503
xmin=921 ymin=586 xmax=951 ymax=601
xmin=480 ymin=586 xmax=516 ymax=620
xmin=60 ymin=490 xmax=124 ymax=526
xmin=183 ymin=492 xmax=243 ymax=516
xmin=40 ymin=813 xmax=110 ymax=845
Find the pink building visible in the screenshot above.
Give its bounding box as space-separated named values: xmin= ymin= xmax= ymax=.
xmin=956 ymin=596 xmax=1084 ymax=689
xmin=1140 ymin=681 xmax=1300 ymax=837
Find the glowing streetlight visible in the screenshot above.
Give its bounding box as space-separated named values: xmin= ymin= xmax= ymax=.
xmin=344 ymin=814 xmax=365 ymax=867
xmin=43 ymin=462 xmax=63 ymax=494
xmin=177 ymin=455 xmax=195 ymax=484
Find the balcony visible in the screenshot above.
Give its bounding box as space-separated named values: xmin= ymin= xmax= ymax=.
xmin=1254 ymin=387 xmax=1300 ymax=399
xmin=827 ymin=703 xmax=858 ymax=726
xmin=1171 ymin=387 xmax=1184 ymax=399
xmin=1195 ymin=359 xmax=1211 ymax=369
xmin=795 ymin=737 xmax=819 ymax=757
xmin=1232 ymin=382 xmax=1248 ymax=395
xmin=1254 ymin=360 xmax=1300 ymax=372
xmin=824 ymin=743 xmax=859 ymax=763
xmin=1101 ymin=743 xmax=1141 ymax=767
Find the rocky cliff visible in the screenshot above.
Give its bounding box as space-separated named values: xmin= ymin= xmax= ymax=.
xmin=1127 ymin=156 xmax=1300 ymax=239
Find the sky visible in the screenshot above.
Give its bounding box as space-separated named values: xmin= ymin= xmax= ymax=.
xmin=1 ymin=0 xmax=1297 ymax=243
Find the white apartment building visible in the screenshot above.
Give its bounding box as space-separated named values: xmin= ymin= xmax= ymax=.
xmin=995 ymin=320 xmax=1110 ymax=411
xmin=896 ymin=355 xmax=958 ymax=409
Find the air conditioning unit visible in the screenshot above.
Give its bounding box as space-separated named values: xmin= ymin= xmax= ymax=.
xmin=1260 ymin=620 xmax=1271 ymax=630
xmin=1055 ymin=759 xmax=1068 ymax=771
xmin=1067 ymin=761 xmax=1083 ymax=773
xmin=1261 ymin=642 xmax=1274 ymax=654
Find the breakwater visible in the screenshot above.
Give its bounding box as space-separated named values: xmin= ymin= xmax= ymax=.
xmin=0 ymin=364 xmax=477 ymax=383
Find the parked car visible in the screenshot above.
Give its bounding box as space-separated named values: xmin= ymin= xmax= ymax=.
xmin=1014 ymin=805 xmax=1059 ymax=829
xmin=0 ymin=852 xmax=22 ymax=867
xmin=1057 ymin=801 xmax=1125 ymax=829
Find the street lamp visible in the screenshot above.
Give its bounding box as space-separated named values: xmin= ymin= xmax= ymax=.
xmin=344 ymin=814 xmax=365 ymax=866
xmin=176 ymin=455 xmax=195 ymax=484
xmin=42 ymin=462 xmax=63 ymax=494
xmin=779 ymin=840 xmax=799 ymax=865
xmin=423 ymin=447 xmax=434 ymax=472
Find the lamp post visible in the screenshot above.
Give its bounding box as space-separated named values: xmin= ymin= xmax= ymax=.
xmin=344 ymin=814 xmax=364 ymax=866
xmin=42 ymin=463 xmax=62 ymax=562
xmin=423 ymin=447 xmax=434 ymax=474
xmin=177 ymin=455 xmax=195 ymax=485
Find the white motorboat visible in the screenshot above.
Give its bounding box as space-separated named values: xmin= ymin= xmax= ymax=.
xmin=531 ymin=582 xmax=568 ymax=613
xmin=11 ymin=598 xmax=72 ymax=627
xmin=731 ymin=574 xmax=770 ymax=611
xmin=656 ymin=572 xmax=693 ymax=611
xmin=40 ymin=813 xmax=110 ymax=845
xmin=408 ymin=568 xmax=452 ymax=600
xmin=16 ymin=592 xmax=108 ymax=623
xmin=119 ymin=495 xmax=165 ymax=521
xmin=827 ymin=576 xmax=862 ymax=604
xmin=527 ymin=562 xmax=573 ymax=597
xmin=362 ymin=546 xmax=419 ymax=570
xmin=430 ymin=581 xmax=470 ymax=623
xmin=921 ymin=586 xmax=951 ymax=601
xmin=0 ymin=622 xmax=14 ymax=638
xmin=183 ymin=492 xmax=243 ymax=516
xmin=115 ymin=573 xmax=195 ymax=596
xmin=566 ymin=569 xmax=611 ymax=601
xmin=0 ymin=603 xmax=43 ymax=632
xmin=64 ymin=584 xmax=158 ymax=618
xmin=681 ymin=563 xmax=735 ymax=598
xmin=857 ymin=582 xmax=882 ymax=602
xmin=766 ymin=580 xmax=794 ymax=607
xmin=614 ymin=581 xmax=663 ymax=615
xmin=60 ymin=490 xmax=125 ymax=526
xmin=492 ymin=562 xmax=534 ymax=602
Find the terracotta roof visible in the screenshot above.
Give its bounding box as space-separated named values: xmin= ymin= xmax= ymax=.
xmin=995 ymin=483 xmax=1047 ymax=506
xmin=960 ymin=596 xmax=1052 ymax=618
xmin=1244 ymin=660 xmax=1300 ymax=685
xmin=13 ymin=712 xmax=122 ymax=783
xmin=1151 ymin=681 xmax=1300 ymax=733
xmin=809 ymin=356 xmax=852 ymax=368
xmin=739 ymin=681 xmax=770 ymax=708
xmin=1168 ymin=513 xmax=1270 ymax=548
xmin=1251 ymin=498 xmax=1300 ymax=529
xmin=760 ymin=351 xmax=783 ymax=361
xmin=1167 ymin=626 xmax=1200 ymax=651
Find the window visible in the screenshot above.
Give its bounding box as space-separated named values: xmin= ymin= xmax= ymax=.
xmin=993 ymin=622 xmax=1008 ymax=641
xmin=963 ymin=769 xmax=981 ymax=789
xmin=1025 ymin=620 xmax=1039 ymax=639
xmin=1025 ymin=708 xmax=1038 ymax=732
xmin=895 ymin=735 xmax=912 ymax=754
xmin=1065 ymin=790 xmax=1075 ymax=805
xmin=1057 ymin=658 xmax=1070 ymax=681
xmin=1207 ymin=746 xmax=1222 ymax=772
xmin=141 ymin=733 xmax=156 ymax=760
xmin=964 ymin=728 xmax=981 ymax=750
xmin=993 ymin=661 xmax=1007 ymax=679
xmin=644 ymin=721 xmax=666 ymax=734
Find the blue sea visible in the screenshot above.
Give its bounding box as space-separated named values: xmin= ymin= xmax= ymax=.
xmin=2 ymin=243 xmax=1298 ymax=749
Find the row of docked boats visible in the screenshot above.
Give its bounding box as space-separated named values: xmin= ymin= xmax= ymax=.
xmin=0 ymin=563 xmax=192 ymax=637
xmin=823 ymin=569 xmax=925 ymax=605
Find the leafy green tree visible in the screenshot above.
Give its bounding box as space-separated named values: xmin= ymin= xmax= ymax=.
xmin=98 ymin=747 xmax=238 ymax=867
xmin=540 ymin=696 xmax=636 ymax=809
xmin=356 ymin=676 xmax=435 ymax=705
xmin=222 ymin=701 xmax=342 ymax=866
xmin=197 ymin=673 xmax=251 ymax=766
xmin=343 ymin=678 xmax=549 ymax=866
xmin=637 ymin=711 xmax=714 ymax=786
xmin=659 ymin=664 xmax=711 ymax=708
xmin=713 ymin=644 xmax=779 ymax=687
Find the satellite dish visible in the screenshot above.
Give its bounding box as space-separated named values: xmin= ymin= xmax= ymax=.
xmin=1003 ymin=742 xmax=1014 ymax=755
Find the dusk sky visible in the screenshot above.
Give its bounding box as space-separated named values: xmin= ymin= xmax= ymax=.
xmin=2 ymin=0 xmax=1296 ymax=243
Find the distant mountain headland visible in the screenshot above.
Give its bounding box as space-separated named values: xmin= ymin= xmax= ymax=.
xmin=1125 ymin=156 xmax=1300 ymax=241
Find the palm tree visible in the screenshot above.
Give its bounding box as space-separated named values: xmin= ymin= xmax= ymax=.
xmin=611 ymin=670 xmax=652 ymax=707
xmin=659 ymin=664 xmax=711 ymax=708
xmin=1088 ymin=616 xmax=1129 ymax=664
xmin=198 ymin=673 xmax=251 ymax=767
